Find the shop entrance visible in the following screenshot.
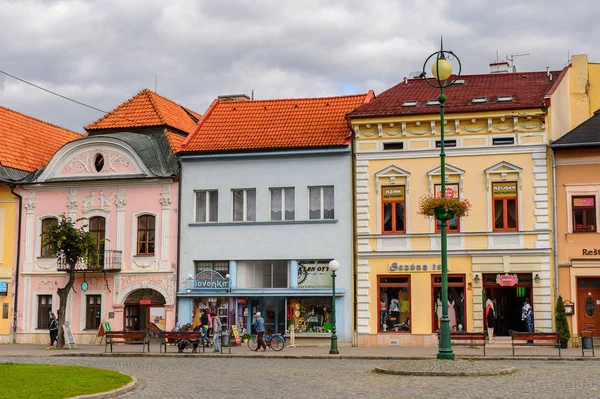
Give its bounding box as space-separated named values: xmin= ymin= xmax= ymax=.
xmin=483 ymin=273 xmax=532 ymax=336
xmin=577 ymin=278 xmax=600 ymax=334
xmin=124 ymin=289 xmax=166 ymax=331
xmin=250 ymin=298 xmax=285 ymax=334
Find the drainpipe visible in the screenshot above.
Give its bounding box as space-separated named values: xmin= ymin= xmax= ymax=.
xmin=9 ymin=183 xmax=22 ymax=344
xmin=175 ymin=164 xmax=182 ymax=324
xmin=351 ymin=138 xmax=358 ymax=347
xmin=551 ymin=151 xmax=559 ymax=305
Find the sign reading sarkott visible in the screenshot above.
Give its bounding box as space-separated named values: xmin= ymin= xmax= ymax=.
xmin=192 ymin=270 xmax=230 ymax=289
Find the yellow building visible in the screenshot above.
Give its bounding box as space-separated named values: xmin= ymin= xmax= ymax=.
xmin=347 ymin=67 xmax=559 ymax=347
xmin=0 ymin=106 xmax=80 ymax=343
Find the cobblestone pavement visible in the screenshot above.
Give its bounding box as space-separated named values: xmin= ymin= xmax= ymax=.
xmin=2 ymin=356 xmax=600 ymax=399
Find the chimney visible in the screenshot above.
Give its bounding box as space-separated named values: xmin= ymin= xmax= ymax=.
xmin=489 ymin=62 xmax=510 ymax=74
xmin=218 ymin=94 xmax=251 ymax=102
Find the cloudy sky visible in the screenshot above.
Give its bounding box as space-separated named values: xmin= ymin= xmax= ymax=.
xmin=1 ymin=0 xmax=599 ymax=133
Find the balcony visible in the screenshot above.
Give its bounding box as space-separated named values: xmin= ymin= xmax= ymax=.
xmin=57 ymin=250 xmax=122 ymax=272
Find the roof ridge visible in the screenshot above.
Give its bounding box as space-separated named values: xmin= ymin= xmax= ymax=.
xmin=0 ymin=105 xmax=81 ymax=136
xmin=224 ymin=93 xmax=369 ymax=104
xmin=85 ymin=89 xmax=147 ymax=129
xmin=145 ymin=89 xmax=167 ymax=125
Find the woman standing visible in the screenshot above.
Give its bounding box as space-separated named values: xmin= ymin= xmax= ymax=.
xmin=48 ymin=313 xmax=58 ymax=347
xmin=212 ymin=313 xmax=222 ymax=353
xmin=485 ymin=299 xmax=495 ymax=344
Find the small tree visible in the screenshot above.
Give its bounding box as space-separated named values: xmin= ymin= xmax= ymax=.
xmin=555 ymin=295 xmax=571 ymax=343
xmin=43 ymin=215 xmax=98 ymax=347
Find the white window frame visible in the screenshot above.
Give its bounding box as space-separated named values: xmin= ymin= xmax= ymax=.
xmin=308 ymin=186 xmax=335 ymax=220
xmin=565 ymin=187 xmax=600 ymax=234
xmin=270 ymin=187 xmax=295 ymax=221
xmin=232 ymin=188 xmax=256 ymax=222
xmin=195 ymin=190 xmax=218 ymax=223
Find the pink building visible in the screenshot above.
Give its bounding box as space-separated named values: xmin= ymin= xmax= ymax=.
xmin=15 ymin=90 xmax=201 ymax=343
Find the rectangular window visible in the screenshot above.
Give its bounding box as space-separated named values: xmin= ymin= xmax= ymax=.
xmin=378 ymin=276 xmax=411 ymax=333
xmin=435 ymin=140 xmax=457 ymax=148
xmin=492 ymin=182 xmax=518 ymax=231
xmin=434 ymin=184 xmax=460 ymax=232
xmin=309 ymin=186 xmax=334 ymax=220
xmin=85 ymin=295 xmax=101 ymax=330
xmin=233 ymin=189 xmax=256 ymax=222
xmin=195 ymin=190 xmax=218 ymax=222
xmin=573 ymin=196 xmax=596 ymax=232
xmin=37 ymin=295 xmax=52 ymax=329
xmin=492 ymin=137 xmax=515 ymax=146
xmin=236 ymin=260 xmax=288 ymax=288
xmin=137 ymin=215 xmax=155 ymax=255
xmin=3 ymin=303 xmax=8 ymax=319
xmin=194 ymin=261 xmax=229 ymax=276
xmin=270 ymin=188 xmax=295 ymax=221
xmin=288 ymin=297 xmax=334 ymax=334
xmin=40 ymin=217 xmax=57 ymax=257
xmin=382 ymin=186 xmax=405 ymax=233
xmin=383 ymin=142 xmax=404 ymax=151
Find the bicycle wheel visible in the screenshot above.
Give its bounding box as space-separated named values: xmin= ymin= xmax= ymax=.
xmin=247 ymin=335 xmax=258 ymax=351
xmin=270 ymin=335 xmax=285 ymax=351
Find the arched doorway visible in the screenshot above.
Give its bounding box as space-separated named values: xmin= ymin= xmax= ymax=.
xmin=124 ymin=289 xmax=166 ymax=331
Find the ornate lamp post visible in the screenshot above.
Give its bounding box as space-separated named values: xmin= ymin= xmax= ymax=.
xmin=422 ymin=38 xmax=462 ymax=360
xmin=328 ymin=259 xmax=340 ymax=354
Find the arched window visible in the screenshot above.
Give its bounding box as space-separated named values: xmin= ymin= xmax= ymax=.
xmin=40 ymin=217 xmax=58 ymax=257
xmin=137 ymin=215 xmax=155 ymax=255
xmin=89 ymin=216 xmax=106 ymax=266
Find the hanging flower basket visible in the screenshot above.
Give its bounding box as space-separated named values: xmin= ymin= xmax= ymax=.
xmin=418 ymin=195 xmax=472 ymax=220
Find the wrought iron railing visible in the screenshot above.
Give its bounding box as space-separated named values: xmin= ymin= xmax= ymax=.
xmin=57 ymin=250 xmax=122 ymax=272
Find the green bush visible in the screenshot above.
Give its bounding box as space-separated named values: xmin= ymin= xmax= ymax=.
xmin=555 ymin=295 xmax=571 ymax=342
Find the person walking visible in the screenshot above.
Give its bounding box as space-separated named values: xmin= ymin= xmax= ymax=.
xmin=212 ymin=313 xmax=222 ymax=353
xmin=522 ymin=297 xmax=534 ymax=343
xmin=48 ymin=313 xmax=59 ymax=347
xmin=485 ymin=299 xmax=495 ymax=344
xmin=253 ymin=312 xmax=267 ymax=351
xmin=200 ymin=309 xmax=211 ymax=347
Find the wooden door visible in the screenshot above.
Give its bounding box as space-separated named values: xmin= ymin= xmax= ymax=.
xmin=577 ymin=278 xmax=600 ymax=334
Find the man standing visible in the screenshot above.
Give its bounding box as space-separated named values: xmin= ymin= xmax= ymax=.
xmin=253 ymin=312 xmax=267 ymax=351
xmin=48 ymin=313 xmax=58 ymax=347
xmin=212 ymin=313 xmax=222 ymax=353
xmin=522 ymin=298 xmax=534 ymax=343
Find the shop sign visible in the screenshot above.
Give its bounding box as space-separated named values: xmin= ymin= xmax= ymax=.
xmin=140 ymin=299 xmax=151 ymax=305
xmin=389 ymin=263 xmax=442 ymax=272
xmin=574 ymin=197 xmax=594 ymax=207
xmin=237 ymin=298 xmax=248 ymax=305
xmin=382 ymin=186 xmax=405 ymax=201
xmin=492 ymin=182 xmax=517 ymax=197
xmin=0 ymin=282 xmax=7 ymax=295
xmin=192 ymin=270 xmax=230 ymax=289
xmin=582 ymin=248 xmax=600 ymax=255
xmin=496 ymin=273 xmax=518 ymax=287
xmin=434 ymin=184 xmax=459 ymax=199
xmin=298 ymin=260 xmax=333 ymax=288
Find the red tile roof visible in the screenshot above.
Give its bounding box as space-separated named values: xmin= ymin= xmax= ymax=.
xmin=180 ymin=92 xmax=374 ymax=153
xmin=0 ymin=106 xmax=82 ymax=172
xmin=85 ymin=89 xmax=201 ymax=134
xmin=164 ymin=129 xmax=187 ymax=153
xmin=347 ymin=72 xmax=561 ymax=118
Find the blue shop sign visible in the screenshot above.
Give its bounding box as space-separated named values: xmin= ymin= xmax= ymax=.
xmin=0 ymin=282 xmax=8 ymax=295
xmin=192 ymin=270 xmax=230 ymax=289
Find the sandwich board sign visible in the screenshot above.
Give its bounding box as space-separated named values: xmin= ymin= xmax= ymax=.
xmin=63 ymin=322 xmax=76 ymax=349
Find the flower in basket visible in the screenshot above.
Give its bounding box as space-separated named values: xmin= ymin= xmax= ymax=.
xmin=417 ymin=193 xmax=472 ymax=220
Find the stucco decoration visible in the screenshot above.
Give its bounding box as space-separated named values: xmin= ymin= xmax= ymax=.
xmin=132 ymin=259 xmax=157 ymax=270
xmin=81 ymin=190 xmax=114 ymax=213
xmin=39 ymin=277 xmax=55 ymax=289
xmin=89 ymin=277 xmax=102 ymax=289
xmin=115 ymin=275 xmax=174 ymax=305
xmin=62 ymin=150 xmax=136 ymax=175
xmin=35 ymin=259 xmax=57 ymax=271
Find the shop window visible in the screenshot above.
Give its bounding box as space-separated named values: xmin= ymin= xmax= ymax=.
xmin=85 ymin=295 xmax=101 ymax=330
xmin=381 ymin=186 xmax=405 ymax=234
xmin=572 ymin=196 xmax=596 ymax=232
xmin=237 ymin=260 xmax=288 ymax=288
xmin=2 ymin=303 xmax=8 ymax=319
xmin=492 ymin=182 xmax=518 ymax=231
xmin=378 ymin=276 xmax=410 ymax=333
xmin=40 ymin=217 xmax=58 ymax=257
xmin=89 ymin=216 xmax=106 ymax=266
xmin=195 ymin=190 xmax=218 ymax=222
xmin=432 ymin=275 xmax=466 ymax=332
xmin=194 ymin=261 xmax=229 ymax=276
xmin=233 ymin=189 xmax=256 ymax=222
xmin=37 ymin=295 xmax=52 ymax=329
xmin=136 ymin=215 xmax=155 ymax=255
xmin=270 ymin=187 xmax=295 ymax=221
xmin=309 ymin=186 xmax=334 ymax=220
xmin=287 ymin=298 xmax=333 ymax=334
xmin=434 ymin=183 xmax=460 ymax=232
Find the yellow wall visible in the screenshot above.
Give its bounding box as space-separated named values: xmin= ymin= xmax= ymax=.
xmin=0 ymin=185 xmax=18 ymax=336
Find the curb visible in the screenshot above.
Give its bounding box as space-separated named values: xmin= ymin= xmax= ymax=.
xmin=374 ymin=365 xmax=517 ymax=377
xmin=69 ymin=374 xmax=137 ymax=399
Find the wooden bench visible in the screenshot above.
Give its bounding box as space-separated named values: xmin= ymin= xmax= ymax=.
xmin=159 ymin=331 xmax=204 ymax=353
xmin=441 ymin=332 xmax=486 ymax=356
xmin=509 ymin=330 xmax=561 ymax=356
xmin=105 ymin=331 xmax=150 ymax=353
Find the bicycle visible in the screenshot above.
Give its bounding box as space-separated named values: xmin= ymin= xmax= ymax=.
xmin=247 ymin=331 xmax=285 ymax=351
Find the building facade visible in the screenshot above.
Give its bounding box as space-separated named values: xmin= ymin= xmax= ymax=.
xmin=15 ymin=90 xmax=200 ymax=343
xmin=347 ymin=70 xmax=558 ymax=346
xmin=177 ymin=93 xmax=372 ymax=344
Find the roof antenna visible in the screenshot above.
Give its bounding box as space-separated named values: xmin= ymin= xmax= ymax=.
xmin=251 ymin=89 xmax=254 ymax=100
xmin=155 ymin=74 xmax=158 ymax=93
xmin=506 ymin=53 xmax=529 ymax=73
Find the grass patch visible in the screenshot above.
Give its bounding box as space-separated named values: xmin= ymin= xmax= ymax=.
xmin=0 ymin=363 xmax=131 ymax=399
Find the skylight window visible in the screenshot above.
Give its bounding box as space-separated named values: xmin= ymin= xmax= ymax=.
xmin=402 ymin=100 xmax=418 ymax=107
xmin=426 ymin=100 xmax=440 ymax=106
xmin=497 ymin=95 xmax=513 ymax=102
xmin=472 ymin=97 xmax=488 ymax=104
xmin=454 ymin=79 xmax=465 ymax=85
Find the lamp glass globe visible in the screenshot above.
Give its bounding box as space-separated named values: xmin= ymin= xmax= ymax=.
xmin=431 ymin=58 xmax=452 ymax=81
xmin=328 ymin=260 xmax=340 ymax=272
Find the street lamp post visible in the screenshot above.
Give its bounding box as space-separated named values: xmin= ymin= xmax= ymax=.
xmin=423 ymin=38 xmax=462 ymax=361
xmin=328 ymin=259 xmax=340 ymax=354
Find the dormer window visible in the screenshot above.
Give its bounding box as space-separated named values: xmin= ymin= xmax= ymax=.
xmin=497 ymin=95 xmax=513 ymax=103
xmin=426 ymin=100 xmax=440 ymax=106
xmin=94 ymin=154 xmax=104 ymax=172
xmin=454 ymin=79 xmax=465 ymax=85
xmin=472 ymin=97 xmax=488 ymax=104
xmin=402 ymin=100 xmax=418 ymax=107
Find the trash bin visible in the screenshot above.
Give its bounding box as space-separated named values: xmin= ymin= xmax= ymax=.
xmin=582 ymin=330 xmax=593 ymax=350
xmin=221 ymin=331 xmax=230 ymax=347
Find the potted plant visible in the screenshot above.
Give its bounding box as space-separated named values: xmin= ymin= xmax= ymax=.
xmin=417 ymin=193 xmax=472 ymax=221
xmin=555 ymin=295 xmax=571 ymax=348
xmin=241 ymin=333 xmax=253 ymax=343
